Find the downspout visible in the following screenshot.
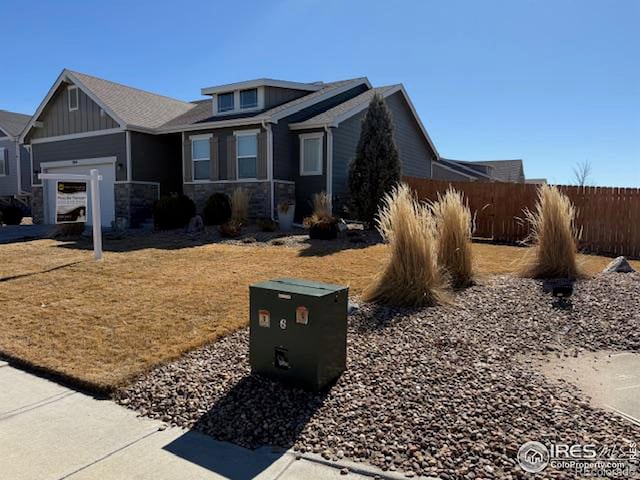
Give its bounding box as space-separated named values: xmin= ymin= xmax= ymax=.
xmin=324 ymin=124 xmax=333 ymax=213
xmin=262 ymin=120 xmax=274 ymax=220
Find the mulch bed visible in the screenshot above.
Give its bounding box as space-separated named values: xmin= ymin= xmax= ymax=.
xmin=116 ymin=274 xmax=640 ymax=479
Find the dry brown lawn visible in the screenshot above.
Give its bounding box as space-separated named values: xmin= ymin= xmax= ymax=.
xmin=0 ymin=234 xmax=636 ymax=392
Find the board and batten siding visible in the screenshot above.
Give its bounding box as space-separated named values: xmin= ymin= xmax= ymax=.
xmin=31 ymin=133 xmax=127 ymax=184
xmin=182 ymin=126 xmax=267 ymax=183
xmin=30 ymin=83 xmax=119 ymax=140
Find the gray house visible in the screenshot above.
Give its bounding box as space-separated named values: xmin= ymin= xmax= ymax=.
xmin=0 ymin=109 xmax=32 ymax=204
xmin=169 ymin=79 xmax=439 ymax=220
xmin=23 ymin=70 xmax=439 ymax=225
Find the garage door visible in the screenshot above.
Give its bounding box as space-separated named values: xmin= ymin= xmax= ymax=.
xmin=44 ymin=158 xmax=116 ymax=227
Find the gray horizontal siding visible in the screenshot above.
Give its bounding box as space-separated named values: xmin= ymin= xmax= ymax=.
xmin=0 ymin=139 xmax=18 ymax=196
xmin=293 ymin=128 xmax=327 ymax=222
xmin=384 ymin=91 xmax=434 ymax=178
xmin=20 ymin=146 xmax=31 ymax=193
xmin=130 ymin=132 xmax=182 ymax=195
xmin=32 ymin=133 xmax=127 ymax=184
xmin=30 ymin=82 xmax=119 ymax=140
xmin=331 ymin=109 xmax=366 ymax=215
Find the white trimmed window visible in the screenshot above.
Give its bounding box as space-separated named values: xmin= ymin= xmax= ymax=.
xmin=191 ymin=135 xmax=211 ymax=181
xmin=235 ymin=130 xmax=258 ymax=179
xmin=299 ymin=133 xmax=323 ymax=176
xmin=0 ymin=147 xmax=6 ymax=176
xmin=68 ymin=86 xmax=79 ymax=111
xmin=217 ymin=92 xmax=234 ymax=113
xmin=240 ymin=88 xmax=258 ymax=109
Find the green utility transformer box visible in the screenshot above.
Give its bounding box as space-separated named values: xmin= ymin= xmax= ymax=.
xmin=249 ymin=278 xmax=348 ymax=391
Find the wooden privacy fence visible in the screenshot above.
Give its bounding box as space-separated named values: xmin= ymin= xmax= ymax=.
xmin=404 ymin=177 xmax=640 ymax=258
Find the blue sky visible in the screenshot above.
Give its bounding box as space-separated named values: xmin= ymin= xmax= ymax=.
xmin=2 ymin=0 xmax=638 ymax=186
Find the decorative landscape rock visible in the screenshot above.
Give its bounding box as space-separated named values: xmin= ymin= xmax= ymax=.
xmin=116 ymin=274 xmax=640 ymax=479
xmin=602 ymin=256 xmax=636 ymax=273
xmin=186 ymin=215 xmax=204 ymax=235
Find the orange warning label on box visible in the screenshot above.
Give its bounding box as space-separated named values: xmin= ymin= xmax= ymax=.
xmin=296 ymin=306 xmax=309 ymax=325
xmin=258 ymin=309 xmax=270 ymax=328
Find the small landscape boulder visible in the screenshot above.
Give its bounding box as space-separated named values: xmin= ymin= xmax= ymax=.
xmin=602 ymin=256 xmax=636 ymax=274
xmin=186 ymin=215 xmax=204 ymax=234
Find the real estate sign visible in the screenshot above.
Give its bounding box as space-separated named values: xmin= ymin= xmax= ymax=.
xmin=56 ymin=181 xmax=88 ymax=223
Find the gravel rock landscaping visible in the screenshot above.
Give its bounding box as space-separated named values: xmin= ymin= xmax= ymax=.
xmin=117 ymin=274 xmax=640 ymax=479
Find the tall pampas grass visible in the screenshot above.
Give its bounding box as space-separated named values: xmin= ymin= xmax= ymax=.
xmin=432 ymin=188 xmax=474 ymax=288
xmin=520 ymin=184 xmax=585 ymax=279
xmin=363 ymin=184 xmax=445 ymax=307
xmin=231 ymin=187 xmax=249 ymax=225
xmin=303 ymin=192 xmax=334 ymax=226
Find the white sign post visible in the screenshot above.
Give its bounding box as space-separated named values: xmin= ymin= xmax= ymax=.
xmin=39 ymin=168 xmax=103 ymax=261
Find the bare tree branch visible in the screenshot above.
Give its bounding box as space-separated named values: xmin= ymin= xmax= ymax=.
xmin=573 ymin=160 xmax=592 ymax=186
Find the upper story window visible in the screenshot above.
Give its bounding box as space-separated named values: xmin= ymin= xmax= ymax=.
xmin=68 ymin=86 xmax=79 ymax=112
xmin=217 ymin=92 xmax=235 ymax=113
xmin=191 ymin=135 xmax=211 ymax=181
xmin=240 ymin=89 xmax=258 ymax=109
xmin=235 ymin=130 xmax=258 ymax=179
xmin=299 ymin=132 xmax=323 ymax=176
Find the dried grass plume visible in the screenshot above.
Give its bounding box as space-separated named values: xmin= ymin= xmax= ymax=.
xmin=231 ymin=187 xmax=249 ymax=225
xmin=520 ymin=184 xmax=585 ymax=279
xmin=432 ymin=188 xmax=474 ymax=288
xmin=364 ymin=183 xmax=445 ymax=307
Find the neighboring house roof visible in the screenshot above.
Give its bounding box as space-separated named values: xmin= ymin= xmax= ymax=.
xmin=0 ymin=109 xmax=31 ymax=139
xmin=159 ymin=78 xmax=371 ymax=132
xmin=440 ymin=158 xmax=525 ymax=182
xmin=468 ymin=159 xmax=524 ymax=182
xmin=289 ymin=84 xmax=440 ymax=159
xmin=438 ymin=158 xmax=495 ymax=181
xmin=525 ymin=178 xmax=547 ymax=184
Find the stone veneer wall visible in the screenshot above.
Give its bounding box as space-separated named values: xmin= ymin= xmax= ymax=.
xmin=31 ymin=186 xmax=44 ymax=224
xmin=273 ymin=181 xmax=296 ymax=220
xmin=184 ymin=181 xmax=271 ymax=219
xmin=115 ymin=182 xmax=159 ymax=227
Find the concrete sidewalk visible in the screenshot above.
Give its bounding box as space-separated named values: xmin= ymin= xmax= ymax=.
xmin=0 ymin=363 xmax=399 ymax=480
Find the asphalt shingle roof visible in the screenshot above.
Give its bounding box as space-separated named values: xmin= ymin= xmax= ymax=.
xmin=69 ymin=70 xmax=195 ymax=130
xmin=159 ymin=78 xmax=369 ymax=129
xmin=290 ymin=85 xmax=397 ymax=128
xmin=0 ymin=109 xmax=31 ymax=138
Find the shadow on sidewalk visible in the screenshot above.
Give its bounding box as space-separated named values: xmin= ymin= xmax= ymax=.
xmin=163 ymin=374 xmax=329 ymax=479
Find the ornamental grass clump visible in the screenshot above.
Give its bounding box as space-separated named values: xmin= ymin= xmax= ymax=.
xmin=520 ymin=184 xmax=585 ymax=279
xmin=219 ymin=187 xmax=249 ymax=238
xmin=363 ymin=184 xmax=445 ymax=307
xmin=431 ymin=188 xmax=474 ymax=288
xmin=304 ymin=192 xmax=338 ymax=240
